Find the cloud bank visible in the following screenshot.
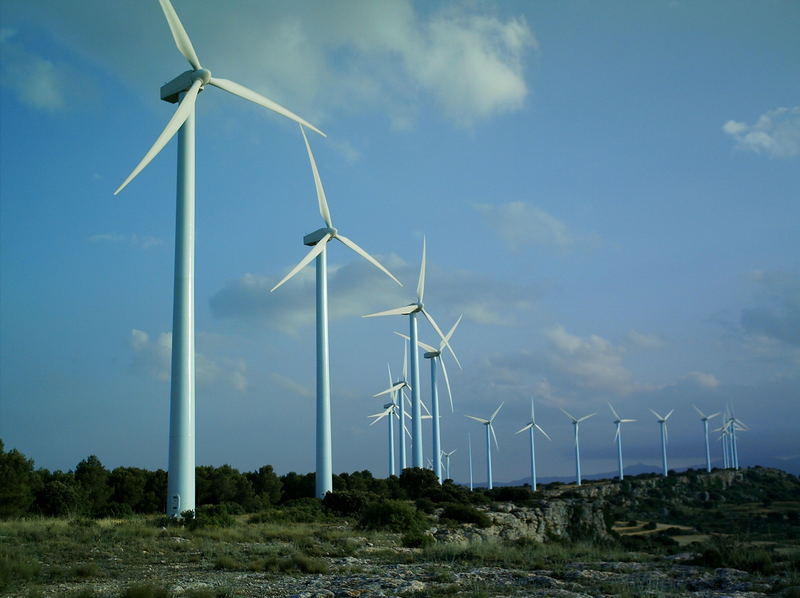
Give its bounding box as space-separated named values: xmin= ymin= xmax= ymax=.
xmin=723 ymin=106 xmax=800 ymax=158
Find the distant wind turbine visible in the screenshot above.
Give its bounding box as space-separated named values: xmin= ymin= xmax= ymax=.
xmin=364 ymin=238 xmax=455 ymax=468
xmin=468 ymin=432 xmax=474 ymax=491
xmin=465 ymin=402 xmax=504 ymax=489
xmin=650 ymin=409 xmax=674 ymax=476
xmin=396 ymin=315 xmax=462 ymax=482
xmin=368 ymin=364 xmax=404 ymax=477
xmin=271 ymin=126 xmax=401 ymax=498
xmin=608 ymin=403 xmax=636 ymax=481
xmin=692 ymin=405 xmax=720 ymax=472
xmin=725 ymin=405 xmax=749 ymax=470
xmin=560 ymin=408 xmax=595 ymax=486
xmin=373 ymin=343 xmax=412 ymax=471
xmin=442 ymin=449 xmax=456 ymax=481
xmin=115 ymin=0 xmax=324 ymax=517
xmin=515 ymin=398 xmax=551 ymax=491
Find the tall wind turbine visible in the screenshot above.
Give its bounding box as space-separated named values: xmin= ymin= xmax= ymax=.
xmin=396 ymin=315 xmax=462 ymax=482
xmin=560 ymin=408 xmax=595 ymax=486
xmin=515 ymin=398 xmax=551 ymax=491
xmin=271 ymin=126 xmax=400 ymax=498
xmin=115 ymin=0 xmax=324 ymax=517
xmin=692 ymin=405 xmax=720 ymax=472
xmin=368 ymin=364 xmax=403 ymax=477
xmin=363 ymin=238 xmax=455 ymax=468
xmin=465 ymin=402 xmax=504 ymax=489
xmin=650 ymin=409 xmax=674 ymax=476
xmin=442 ymin=449 xmax=456 ymax=481
xmin=608 ymin=403 xmax=636 ymax=481
xmin=374 ymin=342 xmax=412 ymax=471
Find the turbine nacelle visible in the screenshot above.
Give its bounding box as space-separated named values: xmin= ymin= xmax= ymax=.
xmin=304 ymin=227 xmax=338 ymax=246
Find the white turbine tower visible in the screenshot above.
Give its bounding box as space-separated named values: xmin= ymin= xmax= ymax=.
xmin=560 ymin=408 xmax=595 ymax=486
xmin=465 ymin=402 xmax=504 ymax=489
xmin=115 ymin=0 xmax=324 ymax=517
xmin=271 ymin=127 xmax=401 ymax=498
xmin=374 ymin=342 xmax=412 ymax=471
xmin=368 ymin=364 xmax=404 ymax=477
xmin=608 ymin=403 xmax=636 ymax=481
xmin=442 ymin=449 xmax=456 ymax=481
xmin=515 ymin=398 xmax=551 ymax=491
xmin=363 ymin=238 xmax=455 ymax=468
xmin=725 ymin=405 xmax=749 ymax=470
xmin=467 ymin=432 xmax=474 ymax=491
xmin=650 ymin=409 xmax=674 ymax=476
xmin=396 ymin=315 xmax=462 ymax=483
xmin=692 ymin=405 xmax=720 ymax=472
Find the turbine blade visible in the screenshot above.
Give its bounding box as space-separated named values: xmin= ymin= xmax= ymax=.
xmin=577 ymin=412 xmax=596 ymax=423
xmin=270 ymin=234 xmax=330 ymax=292
xmin=208 ymin=77 xmax=325 ymax=137
xmin=416 ymin=236 xmax=426 ymax=303
xmin=420 ymin=399 xmax=431 ymax=417
xmin=439 ymin=357 xmax=454 ymax=412
xmin=402 ymin=341 xmax=408 ymax=380
xmin=368 ymin=408 xmax=392 ymax=424
xmin=614 ymin=426 xmax=620 ymax=443
xmin=362 ymin=305 xmax=417 ymax=318
xmin=516 ymin=423 xmax=533 ymax=435
xmin=403 ymin=423 xmax=411 ymax=439
xmin=387 ymin=363 xmax=393 ymax=389
xmin=373 ymin=382 xmax=405 ymax=397
xmin=394 ymin=330 xmax=437 ymax=353
xmin=559 ymin=407 xmax=577 ymax=423
xmin=421 ymin=308 xmax=460 ymax=367
xmin=421 ymin=414 xmax=432 ymax=420
xmin=490 ymin=401 xmax=504 ymax=422
xmin=621 ymin=419 xmax=637 ymax=423
xmin=649 ymin=408 xmax=664 ymax=420
xmin=440 ymin=314 xmax=463 ymax=352
xmin=465 ymin=415 xmax=489 ymax=424
xmin=336 ymin=234 xmax=402 ymax=286
xmin=490 ymin=424 xmax=499 ymax=450
xmin=535 ymin=424 xmax=552 ymax=441
xmin=692 ymin=404 xmax=706 ymax=419
xmin=158 ymin=0 xmax=201 ymax=70
xmin=299 ymin=124 xmax=332 ymax=228
xmin=708 ymin=412 xmax=721 ymax=420
xmin=664 ymin=409 xmax=674 ymax=420
xmin=114 ymin=79 xmax=201 ymax=195
xmin=608 ymin=402 xmax=620 ymax=420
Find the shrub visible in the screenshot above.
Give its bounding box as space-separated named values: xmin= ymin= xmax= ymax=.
xmin=401 ymin=530 xmax=433 ymax=548
xmin=439 ymin=503 xmax=491 ymax=528
xmin=487 ymin=486 xmax=534 ymax=503
xmin=358 ymin=499 xmax=429 ymax=533
xmin=71 ymin=562 xmax=101 ymax=578
xmin=0 ymin=553 xmax=40 ymax=591
xmin=120 ymin=585 xmax=171 ymax=598
xmin=322 ymin=490 xmax=371 ymax=516
xmin=187 ymin=504 xmax=234 ymax=529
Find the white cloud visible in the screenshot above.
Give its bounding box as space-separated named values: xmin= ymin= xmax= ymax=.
xmin=626 ymin=329 xmax=665 ymax=349
xmin=269 ymin=372 xmax=313 ymax=399
xmin=722 ymin=106 xmax=800 ymax=158
xmin=0 ymin=29 xmax=67 ymax=110
xmin=129 ymin=329 xmax=247 ymax=391
xmin=89 ymin=233 xmax=163 ymax=249
xmin=474 ymin=201 xmax=579 ymax=250
xmin=683 ymin=371 xmax=720 ymax=389
xmin=2 ymin=1 xmax=536 ymax=127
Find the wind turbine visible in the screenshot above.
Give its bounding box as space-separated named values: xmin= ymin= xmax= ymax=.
xmin=271 ymin=127 xmax=401 ymax=498
xmin=468 ymin=432 xmax=474 ymax=491
xmin=650 ymin=409 xmax=674 ymax=476
xmin=442 ymin=449 xmax=456 ymax=481
xmin=727 ymin=405 xmax=749 ymax=470
xmin=115 ymin=0 xmax=324 ymax=517
xmin=515 ymin=398 xmax=551 ymax=491
xmin=560 ymin=408 xmax=595 ymax=486
xmin=692 ymin=405 xmax=720 ymax=472
xmin=395 ymin=315 xmax=462 ymax=483
xmin=608 ymin=403 xmax=636 ymax=481
xmin=465 ymin=402 xmax=504 ymax=489
xmin=374 ymin=342 xmax=412 ymax=471
xmin=363 ymin=238 xmax=455 ymax=468
xmin=368 ymin=364 xmax=403 ymax=477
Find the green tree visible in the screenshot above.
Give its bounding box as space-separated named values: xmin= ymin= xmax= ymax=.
xmin=247 ymin=465 xmax=283 ymax=506
xmin=75 ymin=455 xmax=112 ymax=516
xmin=0 ymin=440 xmax=39 ymax=517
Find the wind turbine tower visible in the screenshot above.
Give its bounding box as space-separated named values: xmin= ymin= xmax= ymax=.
xmin=560 ymin=408 xmax=595 ymax=486
xmin=442 ymin=449 xmax=456 ymax=481
xmin=465 ymin=402 xmax=504 ymax=489
xmin=692 ymin=405 xmax=720 ymax=472
xmin=115 ymin=0 xmax=323 ymax=516
xmin=271 ymin=127 xmax=401 ymax=498
xmin=515 ymin=398 xmax=551 ymax=491
xmin=608 ymin=403 xmax=636 ymax=481
xmin=468 ymin=432 xmax=474 ymax=490
xmin=364 ymin=239 xmax=455 ymax=468
xmin=650 ymin=409 xmax=674 ymax=476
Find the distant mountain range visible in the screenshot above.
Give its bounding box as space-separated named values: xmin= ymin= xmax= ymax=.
xmin=491 ymin=455 xmax=800 ymax=488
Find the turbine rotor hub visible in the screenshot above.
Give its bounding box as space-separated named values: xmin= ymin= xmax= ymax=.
xmin=193 ymin=68 xmax=212 ymax=86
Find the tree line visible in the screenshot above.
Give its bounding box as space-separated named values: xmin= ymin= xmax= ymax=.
xmin=1 ymin=439 xmax=508 ymax=518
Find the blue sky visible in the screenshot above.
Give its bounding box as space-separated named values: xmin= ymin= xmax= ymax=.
xmin=1 ymin=0 xmax=798 ymax=484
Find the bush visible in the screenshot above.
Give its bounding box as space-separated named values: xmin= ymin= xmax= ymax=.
xmin=358 ymin=499 xmax=429 ymax=533
xmin=487 ymin=486 xmax=534 ymax=503
xmin=120 ymin=585 xmax=171 ymax=598
xmin=322 ymin=490 xmax=371 ymax=516
xmin=187 ymin=504 xmax=235 ymax=529
xmin=439 ymin=503 xmax=491 ymax=528
xmin=401 ymin=529 xmax=433 ymax=548
xmin=0 ymin=553 xmax=40 ymax=591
